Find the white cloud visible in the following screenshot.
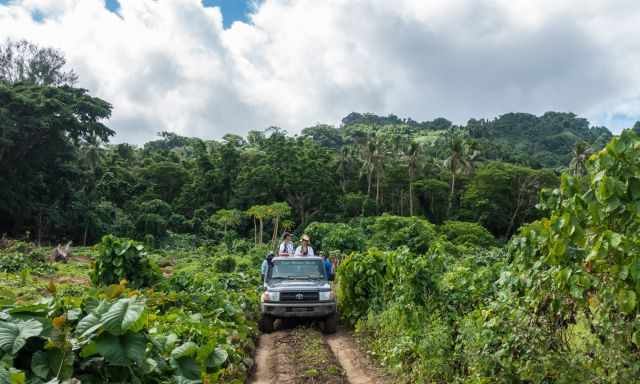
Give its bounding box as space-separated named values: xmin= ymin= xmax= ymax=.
xmin=1 ymin=0 xmax=640 ymax=143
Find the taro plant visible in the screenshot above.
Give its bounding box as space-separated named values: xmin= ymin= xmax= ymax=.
xmin=91 ymin=235 xmax=161 ymax=288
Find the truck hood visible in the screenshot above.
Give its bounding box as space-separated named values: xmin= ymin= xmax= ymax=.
xmin=267 ymin=280 xmax=330 ymax=291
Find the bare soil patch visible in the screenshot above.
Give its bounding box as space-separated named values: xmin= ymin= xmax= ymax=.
xmin=325 ymin=328 xmax=390 ymax=384
xmin=251 ymin=324 xmax=387 ymax=384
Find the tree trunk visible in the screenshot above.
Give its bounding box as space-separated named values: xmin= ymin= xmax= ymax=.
xmin=375 ymin=173 xmax=381 ymax=211
xmin=409 ymin=182 xmax=414 ymax=216
xmin=83 ymin=222 xmax=88 ymax=246
xmin=37 ymin=209 xmax=42 ymax=247
xmin=258 ymin=219 xmax=263 ymax=244
xmin=448 ymin=171 xmax=456 ymax=218
xmin=272 ymin=216 xmax=279 ymax=251
xmin=253 ymin=217 xmax=257 ymax=245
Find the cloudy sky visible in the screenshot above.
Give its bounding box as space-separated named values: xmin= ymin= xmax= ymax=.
xmin=1 ymin=0 xmax=639 ymax=143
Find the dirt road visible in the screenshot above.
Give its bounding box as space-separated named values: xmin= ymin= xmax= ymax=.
xmin=250 ymin=324 xmax=388 ymax=384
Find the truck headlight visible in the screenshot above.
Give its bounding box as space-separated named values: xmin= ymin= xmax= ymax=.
xmin=319 ymin=291 xmax=334 ymax=301
xmin=262 ymin=291 xmax=279 ymax=302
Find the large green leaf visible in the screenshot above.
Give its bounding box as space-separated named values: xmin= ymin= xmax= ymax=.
xmin=30 ymin=348 xmax=74 ymax=380
xmin=94 ymin=332 xmax=146 ymax=366
xmin=171 ymin=342 xmax=201 ymax=382
xmin=30 ymin=351 xmax=49 ymax=379
xmin=171 ymin=342 xmax=198 ymax=360
xmin=206 ymin=347 xmax=228 ymax=369
xmin=101 ymin=298 xmax=145 ymax=335
xmin=76 ymin=300 xmax=111 ymax=338
xmin=171 ymin=357 xmax=201 ymax=382
xmin=0 ymin=319 xmax=43 ymax=354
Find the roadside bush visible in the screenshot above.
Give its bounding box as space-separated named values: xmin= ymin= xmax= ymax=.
xmin=337 ymin=249 xmax=387 ymax=323
xmin=91 ymin=235 xmax=161 ymax=288
xmin=214 ymin=255 xmax=237 ymax=273
xmin=305 ymin=222 xmax=365 ymax=254
xmin=439 ymin=220 xmax=496 ymax=248
xmin=340 ymin=243 xmax=506 ymax=382
xmin=368 ymin=214 xmax=436 ymax=254
xmin=0 ymin=241 xmax=52 ymax=273
xmin=304 ymin=222 xmax=333 ymax=248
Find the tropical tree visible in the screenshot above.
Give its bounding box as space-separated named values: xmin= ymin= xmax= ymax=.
xmin=568 ymin=141 xmax=592 ymax=177
xmin=267 ymin=202 xmax=292 ymax=249
xmin=463 ymin=161 xmax=558 ymax=237
xmin=212 ymin=208 xmax=242 ymax=236
xmin=358 ymin=132 xmax=388 ymax=211
xmin=403 ymin=140 xmax=422 ymax=216
xmin=246 ymin=205 xmax=270 ymax=245
xmin=443 ymin=132 xmax=479 ymax=216
xmin=0 ymin=39 xmax=78 ymax=85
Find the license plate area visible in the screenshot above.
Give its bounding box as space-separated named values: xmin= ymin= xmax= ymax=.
xmin=286 ymin=307 xmax=314 ymax=312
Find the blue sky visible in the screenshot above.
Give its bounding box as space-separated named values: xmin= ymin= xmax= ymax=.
xmin=1 ymin=0 xmax=252 ymax=28
xmin=106 ymin=0 xmax=252 ymax=28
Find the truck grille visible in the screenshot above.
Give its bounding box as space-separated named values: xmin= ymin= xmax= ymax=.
xmin=280 ymin=291 xmax=319 ymax=302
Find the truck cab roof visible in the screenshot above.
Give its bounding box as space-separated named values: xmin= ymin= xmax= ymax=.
xmin=272 ymin=256 xmax=322 ymax=261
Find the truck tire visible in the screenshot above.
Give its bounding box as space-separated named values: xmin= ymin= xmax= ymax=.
xmin=322 ymin=312 xmax=337 ymax=334
xmin=259 ymin=315 xmax=274 ymax=333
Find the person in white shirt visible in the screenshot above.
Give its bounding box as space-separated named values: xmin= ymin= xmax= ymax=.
xmin=294 ymin=234 xmax=315 ymax=256
xmin=278 ymin=232 xmax=294 ymax=256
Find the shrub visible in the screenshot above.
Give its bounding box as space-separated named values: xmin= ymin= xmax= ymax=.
xmin=368 ymin=214 xmax=436 ymax=254
xmin=214 ymin=256 xmax=237 ymax=273
xmin=0 ymin=241 xmax=51 ymax=273
xmin=304 ymin=222 xmax=365 ymax=254
xmin=439 ymin=220 xmax=496 ymax=248
xmin=235 ymin=259 xmax=253 ymax=273
xmin=91 ymin=235 xmax=161 ymax=288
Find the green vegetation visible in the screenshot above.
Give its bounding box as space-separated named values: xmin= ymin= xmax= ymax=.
xmin=91 ymin=235 xmax=161 ymax=288
xmin=337 ymin=131 xmax=640 ymax=382
xmin=0 ymin=40 xmax=609 ymax=244
xmin=0 ymin=237 xmax=261 ymax=383
xmin=2 ymin=39 xmax=640 ymax=383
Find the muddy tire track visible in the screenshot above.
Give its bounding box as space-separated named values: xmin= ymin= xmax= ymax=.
xmin=250 ymin=326 xmax=386 ymax=384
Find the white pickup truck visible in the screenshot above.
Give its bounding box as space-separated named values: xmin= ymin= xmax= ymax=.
xmin=259 ymin=256 xmax=337 ymax=334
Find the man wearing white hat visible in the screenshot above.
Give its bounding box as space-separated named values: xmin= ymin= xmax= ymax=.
xmin=294 ymin=234 xmax=315 ymax=257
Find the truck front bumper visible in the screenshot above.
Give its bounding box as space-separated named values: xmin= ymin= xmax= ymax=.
xmin=261 ymin=301 xmax=336 ymax=318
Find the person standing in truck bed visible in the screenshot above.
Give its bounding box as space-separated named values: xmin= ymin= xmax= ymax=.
xmin=294 ymin=234 xmax=315 ymax=256
xmin=278 ymin=232 xmax=294 ymax=256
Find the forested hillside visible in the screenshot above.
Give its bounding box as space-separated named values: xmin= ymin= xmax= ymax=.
xmin=0 ymin=48 xmax=612 ymax=245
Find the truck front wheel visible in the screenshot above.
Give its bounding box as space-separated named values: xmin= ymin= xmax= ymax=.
xmin=322 ymin=312 xmax=337 ymax=334
xmin=259 ymin=314 xmax=274 ymax=333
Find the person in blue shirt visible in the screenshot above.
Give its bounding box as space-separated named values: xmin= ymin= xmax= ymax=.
xmin=322 ymin=253 xmax=334 ymax=280
xmin=261 ymin=252 xmax=274 ymax=280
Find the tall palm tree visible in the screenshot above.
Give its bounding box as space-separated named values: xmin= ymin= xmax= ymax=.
xmin=569 ymin=141 xmax=592 ymax=177
xmin=359 ymin=134 xmax=377 ymax=199
xmin=444 ymin=134 xmax=479 ymax=217
xmin=336 ymin=146 xmax=353 ymax=193
xmin=404 ymin=140 xmax=421 ymax=216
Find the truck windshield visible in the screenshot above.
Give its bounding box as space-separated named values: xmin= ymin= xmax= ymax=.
xmin=269 ymin=259 xmax=326 ymax=280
